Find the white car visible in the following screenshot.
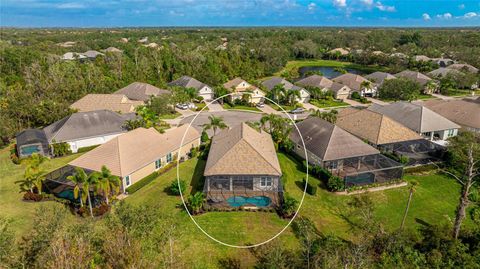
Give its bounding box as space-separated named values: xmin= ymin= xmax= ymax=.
xmin=176 ymin=103 xmax=188 ymax=110
xmin=256 ymin=102 xmax=265 ymax=108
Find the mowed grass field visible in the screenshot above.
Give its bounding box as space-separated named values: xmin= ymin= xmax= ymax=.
xmin=0 ymin=147 xmax=470 ymax=268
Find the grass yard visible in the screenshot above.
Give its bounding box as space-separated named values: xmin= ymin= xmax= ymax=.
xmin=222 ymin=103 xmax=261 ymax=112
xmin=269 ymin=103 xmax=298 ymax=112
xmin=194 ymin=102 xmax=210 ymax=111
xmin=159 ymin=111 xmax=182 ymax=119
xmin=276 ymin=59 xmax=385 ymax=76
xmin=309 ymin=99 xmax=350 ymax=109
xmin=0 ymin=146 xmax=470 ymax=268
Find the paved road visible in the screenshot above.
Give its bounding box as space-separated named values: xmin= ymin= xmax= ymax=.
xmin=258 ymin=104 xmax=281 ymax=114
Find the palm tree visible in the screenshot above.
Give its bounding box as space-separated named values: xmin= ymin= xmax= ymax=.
xmin=360 ymin=80 xmax=372 ymax=91
xmin=184 ymin=87 xmax=199 ymax=102
xmin=187 ymin=192 xmax=205 ymax=214
xmin=310 ymin=109 xmax=338 ymax=124
xmin=67 ymin=167 xmax=88 ymax=207
xmin=82 ymin=171 xmax=100 ymax=217
xmin=270 ymin=84 xmax=285 ymax=104
xmin=202 ymin=115 xmax=227 ymax=136
xmin=97 ymin=166 xmax=121 ymax=205
xmin=285 ymin=90 xmax=301 ymax=106
xmin=400 ymin=180 xmax=418 ymax=230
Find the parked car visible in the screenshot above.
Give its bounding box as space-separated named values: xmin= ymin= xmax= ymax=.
xmin=289 ymin=108 xmax=305 ymax=114
xmin=256 ymin=102 xmax=265 ymax=108
xmin=176 ymin=103 xmax=188 ymax=110
xmin=187 ymin=102 xmax=197 ymax=109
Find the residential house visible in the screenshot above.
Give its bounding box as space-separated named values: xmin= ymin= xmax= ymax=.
xmin=82 ymin=50 xmax=104 ymax=59
xmin=414 ymin=55 xmax=431 ymax=62
xmin=115 ymin=82 xmax=170 ymax=102
xmin=428 ymin=68 xmax=464 ymax=78
xmin=70 ymin=94 xmax=143 ymax=113
xmin=365 ymin=71 xmax=396 ymax=87
xmin=168 ymin=75 xmax=214 ymax=101
xmin=290 ymin=117 xmax=403 ymax=186
xmin=203 ymin=123 xmax=282 ymax=206
xmin=337 ymin=108 xmax=444 ymax=164
xmin=333 ymin=73 xmax=376 ymax=97
xmin=432 ymin=58 xmax=455 ymax=67
xmin=421 ymin=97 xmax=480 ymax=133
xmin=328 ymin=48 xmax=349 ymax=56
xmin=102 ymin=47 xmax=123 ymax=53
xmin=447 ymin=63 xmax=479 ymax=74
xmin=390 ymin=52 xmax=408 ymax=59
xmin=61 ymin=52 xmax=86 ymax=61
xmin=295 ymin=75 xmax=351 ymax=100
xmin=262 ymin=77 xmax=310 ymax=103
xmin=16 ymin=110 xmax=135 ymax=157
xmin=69 ymin=125 xmax=200 ymax=191
xmin=223 ymin=78 xmax=265 ymax=104
xmin=369 ymin=102 xmax=460 ymax=144
xmin=394 ymin=70 xmax=435 ymax=94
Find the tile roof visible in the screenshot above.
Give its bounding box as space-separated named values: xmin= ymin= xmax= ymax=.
xmin=262 ymin=77 xmax=305 ymax=92
xmin=295 ymin=75 xmax=334 ymax=89
xmin=168 ymin=75 xmax=210 ymax=90
xmin=446 ymin=64 xmax=479 ymax=73
xmin=82 ymin=50 xmax=104 ymax=58
xmin=427 ymin=68 xmax=464 ymax=78
xmin=43 ymin=110 xmax=135 ymax=143
xmin=394 ymin=70 xmax=432 ymax=86
xmin=204 ymin=123 xmax=282 ymax=177
xmin=102 ymin=47 xmax=123 ymax=53
xmin=368 ymin=102 xmax=460 ymax=133
xmin=70 ymin=125 xmax=200 ymax=177
xmin=420 ymin=98 xmax=480 ymax=129
xmin=333 ymin=73 xmax=371 ymax=91
xmin=365 ymin=72 xmax=396 ymax=86
xmin=290 ymin=117 xmax=379 ymax=161
xmin=70 ymin=94 xmax=143 ymax=114
xmin=223 ymin=77 xmax=248 ymax=90
xmin=337 ymin=108 xmax=421 ymax=145
xmin=115 ymin=82 xmax=170 ymax=101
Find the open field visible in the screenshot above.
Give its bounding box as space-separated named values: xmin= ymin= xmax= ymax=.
xmin=0 ymin=147 xmax=471 ymax=267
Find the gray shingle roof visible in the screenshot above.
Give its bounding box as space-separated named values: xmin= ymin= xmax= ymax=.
xmin=168 ymin=76 xmax=209 ymax=90
xmin=115 ymin=82 xmax=170 ymax=102
xmin=427 ymin=68 xmax=464 ymax=78
xmin=368 ymin=102 xmax=460 ymax=133
xmin=365 ymin=72 xmax=396 ymax=86
xmin=394 ymin=70 xmax=432 ymax=86
xmin=43 ymin=110 xmax=135 ymax=143
xmin=262 ymin=77 xmax=305 ymax=92
xmin=295 ymin=75 xmax=334 ymax=89
xmin=332 ymin=73 xmax=371 ymax=91
xmin=290 ymin=117 xmax=379 ymax=161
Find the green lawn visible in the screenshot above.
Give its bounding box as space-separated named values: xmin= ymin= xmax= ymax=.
xmin=222 ymin=103 xmax=261 ymax=112
xmin=0 ymin=146 xmax=470 ymax=268
xmin=194 ymin=102 xmax=210 ymax=111
xmin=269 ymin=103 xmax=298 ymax=112
xmin=309 ymin=99 xmax=350 ymax=109
xmin=159 ymin=111 xmax=181 ymax=119
xmin=276 ymin=59 xmax=385 ymax=76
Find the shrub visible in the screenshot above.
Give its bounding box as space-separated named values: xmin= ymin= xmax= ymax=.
xmin=201 ymin=130 xmax=209 ymax=143
xmin=399 ymin=155 xmax=410 ymax=165
xmin=92 ymin=203 xmax=111 ymax=216
xmin=189 ymin=147 xmax=199 ymax=158
xmin=404 ymin=164 xmax=438 ymax=174
xmin=280 ymin=195 xmax=298 ymax=218
xmin=169 ymin=179 xmax=187 ymax=195
xmin=125 ymin=172 xmax=159 ymax=194
xmin=351 ymin=91 xmax=361 ymax=99
xmin=187 ymin=192 xmax=205 ymax=214
xmin=302 ymin=178 xmax=317 ymax=195
xmin=50 ymin=142 xmax=72 ymax=157
xmin=327 ymin=176 xmax=345 ymax=192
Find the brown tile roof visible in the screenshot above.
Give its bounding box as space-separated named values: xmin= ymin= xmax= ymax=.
xmin=296 ymin=75 xmax=334 ymax=89
xmin=337 ymin=108 xmax=421 ymax=145
xmin=114 ymin=82 xmax=170 ymax=102
xmin=70 ymin=94 xmax=143 ymax=114
xmin=333 ymin=73 xmax=371 ymax=91
xmin=69 ymin=125 xmax=200 ymax=177
xmin=290 ymin=117 xmax=379 ymax=161
xmin=223 ymin=77 xmax=247 ymax=90
xmin=204 ymin=123 xmax=282 ymax=177
xmin=421 ymin=98 xmax=480 ymax=129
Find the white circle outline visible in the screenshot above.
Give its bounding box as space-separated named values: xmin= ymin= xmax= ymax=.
xmin=176 ymin=93 xmax=309 ymax=248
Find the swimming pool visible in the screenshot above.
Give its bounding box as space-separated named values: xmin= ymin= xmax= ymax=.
xmin=226 ymin=196 xmax=271 ymax=207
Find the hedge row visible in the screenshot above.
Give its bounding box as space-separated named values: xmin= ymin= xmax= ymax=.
xmin=301 ymin=178 xmax=317 ymax=195
xmin=125 ymin=171 xmax=159 ymax=194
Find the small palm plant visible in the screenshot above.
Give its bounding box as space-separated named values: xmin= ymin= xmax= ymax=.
xmin=401 ymin=180 xmax=418 ymax=229
xmin=202 ymin=115 xmax=228 ymax=136
xmin=67 ymin=167 xmax=88 ymax=207
xmin=187 ymin=192 xmax=205 ymax=214
xmin=96 ymin=166 xmax=120 ymax=205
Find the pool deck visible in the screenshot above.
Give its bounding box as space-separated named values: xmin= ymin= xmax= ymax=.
xmin=205 ymin=190 xmax=282 ymax=208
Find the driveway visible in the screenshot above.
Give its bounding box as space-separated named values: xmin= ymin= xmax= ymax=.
xmin=366 ymin=97 xmax=388 ymax=106
xmin=206 ymin=101 xmax=225 ymax=112
xmin=343 ymin=98 xmax=368 ymax=107
xmin=258 ymin=104 xmax=281 ymax=114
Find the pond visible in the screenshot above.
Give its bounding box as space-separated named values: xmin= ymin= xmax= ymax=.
xmin=298 ymin=66 xmax=366 ymax=79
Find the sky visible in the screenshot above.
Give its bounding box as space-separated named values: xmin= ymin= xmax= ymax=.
xmin=1 ymin=0 xmax=480 ymax=27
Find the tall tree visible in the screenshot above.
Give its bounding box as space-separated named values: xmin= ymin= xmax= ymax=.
xmin=97 ymin=166 xmax=121 ymax=205
xmin=444 ymin=132 xmax=480 ymax=239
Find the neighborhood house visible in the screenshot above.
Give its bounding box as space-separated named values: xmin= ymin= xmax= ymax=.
xmin=290 ymin=117 xmax=403 ymax=186
xmin=223 ymin=78 xmax=266 ymax=104
xmin=295 ymin=75 xmax=351 ymax=100
xmin=114 ymin=82 xmax=170 ymax=102
xmin=203 ymin=123 xmax=283 ymax=207
xmin=262 ymin=76 xmax=311 ymax=103
xmin=168 ymin=75 xmax=215 ymax=101
xmin=333 ymin=73 xmax=376 ymax=97
xmin=70 ymin=94 xmax=144 ymax=114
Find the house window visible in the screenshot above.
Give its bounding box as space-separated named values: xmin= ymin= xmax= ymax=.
xmin=125 ymin=175 xmax=131 ymax=187
xmin=155 ymin=159 xmax=161 ymax=169
xmin=260 ymin=177 xmax=272 ymax=187
xmin=327 ymin=161 xmax=338 ymax=170
xmin=166 ymin=153 xmax=172 ymax=163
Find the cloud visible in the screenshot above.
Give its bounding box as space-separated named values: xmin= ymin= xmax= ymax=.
xmin=374 ymin=1 xmax=395 ymax=12
xmin=436 ymin=13 xmax=452 ymax=19
xmin=463 ymin=12 xmax=477 ymax=18
xmin=333 ymin=0 xmax=347 ymax=8
xmin=307 ymin=2 xmax=316 ymax=12
xmin=422 ymin=13 xmax=431 ymax=21
xmin=458 ymin=4 xmax=465 ymax=9
xmin=360 ymin=0 xmax=373 ymax=5
xmin=56 ymin=2 xmax=85 ymax=9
